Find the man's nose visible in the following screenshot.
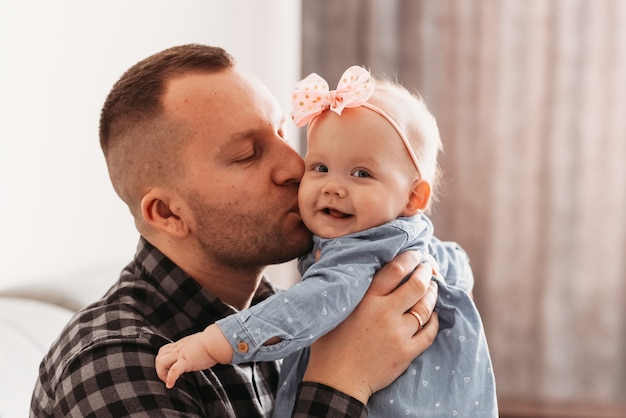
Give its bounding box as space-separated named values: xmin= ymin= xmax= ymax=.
xmin=273 ymin=139 xmax=304 ymax=185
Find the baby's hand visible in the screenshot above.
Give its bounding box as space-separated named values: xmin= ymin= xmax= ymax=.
xmin=155 ymin=324 xmax=234 ymax=388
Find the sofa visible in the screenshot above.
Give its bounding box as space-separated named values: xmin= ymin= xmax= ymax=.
xmin=0 ymin=267 xmax=117 ymax=417
xmin=0 ymin=261 xmax=296 ymax=417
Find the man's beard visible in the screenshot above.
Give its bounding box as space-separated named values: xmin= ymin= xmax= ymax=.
xmin=187 ymin=191 xmax=313 ymax=269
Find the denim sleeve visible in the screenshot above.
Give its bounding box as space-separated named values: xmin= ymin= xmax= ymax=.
xmin=428 ymin=237 xmax=475 ymax=293
xmin=217 ymin=223 xmax=414 ymax=364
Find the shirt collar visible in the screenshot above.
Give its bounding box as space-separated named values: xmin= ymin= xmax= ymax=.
xmin=133 ymin=237 xmax=277 ymax=324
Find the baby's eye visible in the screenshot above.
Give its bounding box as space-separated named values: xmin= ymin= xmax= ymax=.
xmin=313 ymin=164 xmax=329 ymax=173
xmin=352 ymin=169 xmax=371 ymax=178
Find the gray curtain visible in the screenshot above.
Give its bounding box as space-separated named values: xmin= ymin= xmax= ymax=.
xmin=302 ymin=0 xmax=625 ymax=410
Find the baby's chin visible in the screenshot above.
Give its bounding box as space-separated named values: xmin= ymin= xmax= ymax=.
xmin=308 ymin=224 xmax=357 ymax=240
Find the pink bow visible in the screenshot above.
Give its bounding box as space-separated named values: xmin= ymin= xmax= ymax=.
xmin=291 ymin=65 xmax=375 ymax=127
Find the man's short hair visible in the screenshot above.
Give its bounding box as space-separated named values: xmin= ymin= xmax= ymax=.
xmin=99 ymin=44 xmax=235 ymax=213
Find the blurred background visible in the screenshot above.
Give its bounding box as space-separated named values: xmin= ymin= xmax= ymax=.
xmin=1 ymin=1 xmax=624 ymax=416
xmin=299 ymin=1 xmax=626 ymax=416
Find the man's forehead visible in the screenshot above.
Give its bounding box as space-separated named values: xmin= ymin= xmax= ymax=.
xmin=164 ymin=70 xmax=239 ymax=105
xmin=164 ymin=67 xmax=279 ymax=115
xmin=163 ymin=68 xmax=284 ymax=148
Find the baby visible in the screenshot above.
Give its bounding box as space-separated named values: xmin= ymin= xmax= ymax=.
xmin=156 ymin=66 xmax=497 ymax=417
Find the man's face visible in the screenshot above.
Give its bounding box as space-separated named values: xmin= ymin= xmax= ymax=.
xmin=163 ymin=67 xmax=312 ymax=268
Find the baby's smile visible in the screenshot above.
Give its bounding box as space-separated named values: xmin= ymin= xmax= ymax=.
xmin=322 ymin=208 xmax=352 ymax=219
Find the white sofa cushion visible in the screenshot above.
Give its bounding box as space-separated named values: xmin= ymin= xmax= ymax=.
xmin=0 ymin=297 xmax=74 ymax=418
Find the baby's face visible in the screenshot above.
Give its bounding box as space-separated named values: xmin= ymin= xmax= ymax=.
xmin=298 ymin=107 xmax=418 ymax=239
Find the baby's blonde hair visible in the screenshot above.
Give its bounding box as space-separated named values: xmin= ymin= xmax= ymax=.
xmin=368 ymin=80 xmax=443 ymax=207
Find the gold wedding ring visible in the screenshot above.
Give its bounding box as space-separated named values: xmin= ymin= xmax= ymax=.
xmin=408 ymin=310 xmax=426 ymax=331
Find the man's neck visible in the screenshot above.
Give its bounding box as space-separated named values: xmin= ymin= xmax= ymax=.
xmin=172 ymin=250 xmax=265 ymax=310
xmin=190 ymin=263 xmax=266 ymax=311
xmin=145 ymin=235 xmax=265 ymax=310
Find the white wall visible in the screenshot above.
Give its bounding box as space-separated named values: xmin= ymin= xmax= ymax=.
xmin=0 ymin=0 xmax=302 ymax=290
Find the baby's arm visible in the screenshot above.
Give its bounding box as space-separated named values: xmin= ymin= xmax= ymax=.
xmin=155 ymin=223 xmax=419 ymax=387
xmin=221 ymin=228 xmax=414 ymax=364
xmin=155 ymin=324 xmax=232 ymax=388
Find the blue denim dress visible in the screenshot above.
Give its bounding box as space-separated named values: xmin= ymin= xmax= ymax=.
xmin=217 ymin=215 xmax=498 ymax=417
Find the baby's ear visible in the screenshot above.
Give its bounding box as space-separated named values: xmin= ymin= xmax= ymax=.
xmin=402 ymin=179 xmax=431 ymax=216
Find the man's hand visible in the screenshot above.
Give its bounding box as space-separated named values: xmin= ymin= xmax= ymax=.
xmin=303 ymin=251 xmax=439 ymax=404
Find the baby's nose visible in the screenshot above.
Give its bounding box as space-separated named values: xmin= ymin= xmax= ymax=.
xmin=322 ymin=180 xmax=345 ymax=196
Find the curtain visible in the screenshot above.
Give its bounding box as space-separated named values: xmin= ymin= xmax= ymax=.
xmin=302 ymin=0 xmax=625 ymax=409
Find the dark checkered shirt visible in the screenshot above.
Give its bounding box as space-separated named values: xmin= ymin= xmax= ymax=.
xmin=30 ymin=237 xmax=366 ymax=417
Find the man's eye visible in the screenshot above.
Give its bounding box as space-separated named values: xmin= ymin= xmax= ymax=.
xmin=234 ymin=152 xmax=255 ymax=163
xmin=352 ymin=169 xmax=371 ymax=178
xmin=313 ymin=165 xmax=329 ymax=173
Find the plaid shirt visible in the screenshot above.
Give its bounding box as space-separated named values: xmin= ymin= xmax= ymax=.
xmin=293 ymin=383 xmax=367 ymax=418
xmin=30 ymin=237 xmax=366 ymax=417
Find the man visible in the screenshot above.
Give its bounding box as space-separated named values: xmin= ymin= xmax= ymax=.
xmin=31 ymin=44 xmax=438 ymax=417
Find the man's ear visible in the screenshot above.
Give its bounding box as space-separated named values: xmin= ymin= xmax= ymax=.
xmin=140 ymin=188 xmax=190 ymax=238
xmin=402 ymin=179 xmax=431 ymax=216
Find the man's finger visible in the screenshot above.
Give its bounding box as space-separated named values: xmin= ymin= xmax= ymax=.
xmin=368 ymin=251 xmax=424 ymax=296
xmin=406 ymin=281 xmax=438 ymax=331
xmin=391 ymin=262 xmax=433 ymax=312
xmin=411 ymin=312 xmax=439 ymax=352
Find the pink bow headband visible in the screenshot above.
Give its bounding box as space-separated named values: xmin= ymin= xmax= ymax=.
xmin=291 ymin=65 xmax=422 ymax=178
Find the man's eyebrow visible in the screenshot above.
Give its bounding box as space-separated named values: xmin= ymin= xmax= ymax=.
xmin=231 ymin=128 xmax=261 ymax=142
xmin=216 ymin=115 xmax=285 ymax=156
xmin=216 ymin=129 xmax=259 ymax=157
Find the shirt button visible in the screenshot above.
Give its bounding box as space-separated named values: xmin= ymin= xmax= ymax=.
xmin=237 ymin=341 xmax=249 ymax=353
